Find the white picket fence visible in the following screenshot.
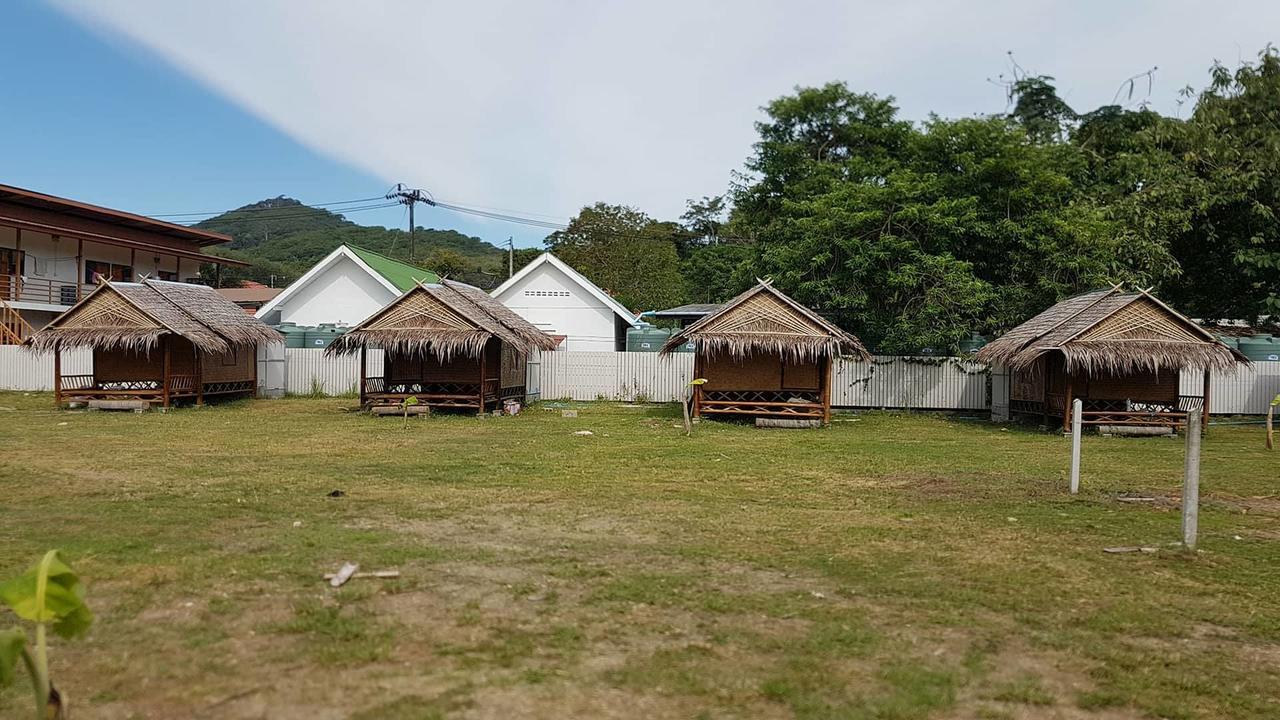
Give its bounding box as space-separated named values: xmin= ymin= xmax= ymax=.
xmin=1179 ymin=364 xmax=1280 ymax=415
xmin=283 ymin=348 xmax=384 ymax=396
xmin=538 ymin=351 xmax=694 ymax=402
xmin=833 ymin=357 xmax=988 ymax=410
xmin=3 ymin=345 xmax=1279 ymax=414
xmin=0 ymin=346 xmax=90 ymax=391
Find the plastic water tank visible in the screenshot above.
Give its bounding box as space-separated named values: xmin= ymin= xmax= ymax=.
xmin=276 ymin=324 xmax=309 ymax=348
xmin=957 ymin=332 xmax=988 ymax=354
xmin=626 ymin=325 xmax=671 ymax=352
xmin=1238 ymin=335 xmax=1279 ymax=361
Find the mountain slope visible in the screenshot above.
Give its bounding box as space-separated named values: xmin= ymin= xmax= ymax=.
xmin=197 ymin=197 xmax=506 ymax=287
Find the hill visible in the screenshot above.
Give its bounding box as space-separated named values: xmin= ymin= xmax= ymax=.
xmin=196 ymin=197 xmax=507 ymax=288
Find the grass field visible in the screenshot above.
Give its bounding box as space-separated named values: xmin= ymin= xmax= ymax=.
xmin=1 ymin=393 xmax=1278 ymax=719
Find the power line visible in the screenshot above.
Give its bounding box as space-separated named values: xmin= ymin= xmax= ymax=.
xmin=148 ymin=196 xmax=388 ymax=219
xmin=175 ymin=202 xmax=400 ymax=226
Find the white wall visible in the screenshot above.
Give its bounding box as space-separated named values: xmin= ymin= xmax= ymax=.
xmin=494 ymin=262 xmax=620 ymax=351
xmin=268 ymin=254 xmax=397 ymax=327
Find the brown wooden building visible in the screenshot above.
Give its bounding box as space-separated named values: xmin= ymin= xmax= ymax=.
xmin=660 ymin=280 xmax=869 ymax=424
xmin=977 ymin=287 xmax=1248 ymax=431
xmin=326 ymin=279 xmax=559 ymax=413
xmin=1 ymin=183 xmax=248 ymax=344
xmin=26 ymin=279 xmax=281 ymax=409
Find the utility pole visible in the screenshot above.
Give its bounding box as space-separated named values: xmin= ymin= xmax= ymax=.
xmin=386 ymin=183 xmax=435 ymax=263
xmin=508 ymin=237 xmax=514 ymax=278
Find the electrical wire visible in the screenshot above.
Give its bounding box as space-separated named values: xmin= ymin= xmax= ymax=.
xmin=174 ymin=202 xmax=400 ymax=226
xmin=147 ymin=196 xmax=388 ymax=218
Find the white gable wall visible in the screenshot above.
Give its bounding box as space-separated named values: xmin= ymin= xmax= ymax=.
xmin=495 ymin=262 xmax=619 ymax=351
xmin=269 ymin=254 xmax=398 ymax=327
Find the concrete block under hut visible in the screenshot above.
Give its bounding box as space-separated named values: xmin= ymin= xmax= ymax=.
xmin=660 ymin=279 xmax=870 ymax=426
xmin=325 ymin=279 xmax=559 ymax=414
xmin=25 ymin=279 xmax=282 ymax=409
xmin=977 ymin=286 xmax=1249 ymax=432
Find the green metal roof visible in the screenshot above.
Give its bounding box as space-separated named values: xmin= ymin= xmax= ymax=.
xmin=347 ymin=245 xmax=440 ymax=291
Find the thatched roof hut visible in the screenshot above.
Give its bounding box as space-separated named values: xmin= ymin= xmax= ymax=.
xmin=661 ymin=280 xmax=869 ymax=425
xmin=977 ymin=286 xmax=1247 ymax=431
xmin=327 ymin=279 xmax=558 ymax=359
xmin=327 ymin=279 xmax=558 ymax=412
xmin=27 ymin=279 xmax=281 ymax=408
xmin=660 ymin=280 xmax=869 ymax=362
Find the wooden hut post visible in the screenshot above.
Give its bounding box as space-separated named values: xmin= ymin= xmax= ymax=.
xmin=1041 ymin=358 xmax=1050 ymax=428
xmin=477 ymin=342 xmax=487 ymax=414
xmin=820 ymin=354 xmax=832 ymax=425
xmin=1201 ymin=368 xmax=1211 ymax=433
xmin=53 ymin=346 xmax=62 ymax=407
xmin=162 ymin=335 xmax=172 ymax=409
xmin=692 ymin=350 xmax=703 ymax=419
xmin=195 ymin=349 xmax=204 ymax=406
xmin=252 ymin=343 xmax=259 ymax=398
xmin=359 ymin=345 xmax=367 ymax=405
xmin=1062 ymin=375 xmax=1074 ymax=434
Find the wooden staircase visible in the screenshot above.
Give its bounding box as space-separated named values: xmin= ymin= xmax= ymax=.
xmin=1 ymin=298 xmax=33 ymax=345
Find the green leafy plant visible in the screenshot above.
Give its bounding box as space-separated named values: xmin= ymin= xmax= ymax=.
xmin=399 ymin=395 xmax=420 ymax=428
xmin=0 ymin=550 xmax=93 ymax=720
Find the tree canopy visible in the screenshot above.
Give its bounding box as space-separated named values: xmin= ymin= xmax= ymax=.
xmin=558 ymin=48 xmax=1280 ymax=351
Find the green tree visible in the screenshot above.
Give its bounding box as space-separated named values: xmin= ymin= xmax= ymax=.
xmin=1136 ymin=51 xmax=1280 ymax=318
xmin=422 ymin=248 xmax=473 ymax=278
xmin=681 ymin=243 xmax=753 ymax=304
xmin=545 ymin=203 xmax=685 ymax=311
xmin=730 ymin=83 xmax=1136 ymax=352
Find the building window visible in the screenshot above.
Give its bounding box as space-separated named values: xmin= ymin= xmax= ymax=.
xmin=85 ymin=260 xmax=133 ymax=284
xmin=221 ymin=350 xmax=238 ymax=366
xmin=157 ymin=270 xmax=178 ymax=281
xmin=523 ymin=290 xmax=570 ymax=297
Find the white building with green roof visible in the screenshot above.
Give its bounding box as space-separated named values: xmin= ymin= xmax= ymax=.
xmin=254 ymin=244 xmax=440 ymax=327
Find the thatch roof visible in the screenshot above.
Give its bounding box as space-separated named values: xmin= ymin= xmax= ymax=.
xmin=326 ymin=279 xmax=559 ymax=360
xmin=660 ymin=280 xmax=870 ymax=361
xmin=976 ymin=286 xmax=1248 ymax=375
xmin=26 ymin=279 xmax=282 ymax=355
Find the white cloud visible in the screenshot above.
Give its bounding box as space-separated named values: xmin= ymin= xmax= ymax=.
xmin=48 ymin=0 xmax=1280 ymax=221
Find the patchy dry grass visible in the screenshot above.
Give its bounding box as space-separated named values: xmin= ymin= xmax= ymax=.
xmin=1 ymin=393 xmax=1278 ymax=719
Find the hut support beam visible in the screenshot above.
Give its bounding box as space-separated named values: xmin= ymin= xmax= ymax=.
xmin=477 ymin=343 xmax=487 ymax=415
xmin=53 ymin=347 xmax=61 ymax=408
xmin=359 ymin=345 xmax=367 ymax=406
xmin=162 ymin=336 xmax=171 ymax=409
xmin=1063 ymin=376 xmax=1074 ymax=434
xmin=692 ymin=351 xmax=702 ymax=419
xmin=195 ymin=350 xmax=204 ymax=406
xmin=1202 ymin=368 xmax=1211 ymax=433
xmin=820 ymin=355 xmax=831 ymax=425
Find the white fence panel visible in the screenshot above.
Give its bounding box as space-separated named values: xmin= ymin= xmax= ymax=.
xmin=538 ymin=351 xmax=694 ymax=402
xmin=284 ymin=348 xmax=383 ymax=396
xmin=1180 ymin=364 xmax=1280 ymax=415
xmin=832 ymin=356 xmax=989 ymax=410
xmin=0 ymin=346 xmax=90 ymax=390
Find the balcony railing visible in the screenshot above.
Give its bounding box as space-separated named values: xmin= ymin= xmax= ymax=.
xmin=0 ymin=276 xmax=95 ymax=306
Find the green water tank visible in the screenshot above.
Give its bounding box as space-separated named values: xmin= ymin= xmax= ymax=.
xmin=1239 ymin=335 xmax=1279 ymax=361
xmin=1216 ymin=335 xmax=1240 ymax=351
xmin=303 ymin=327 xmax=343 ymax=349
xmin=957 ymin=332 xmax=988 ymax=354
xmin=626 ymin=325 xmax=671 ymax=352
xmin=276 ymin=324 xmax=309 ymax=348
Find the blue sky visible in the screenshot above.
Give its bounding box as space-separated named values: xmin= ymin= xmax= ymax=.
xmin=1 ymin=0 xmax=543 ymax=247
xmin=6 ymin=1 xmax=1280 ymax=254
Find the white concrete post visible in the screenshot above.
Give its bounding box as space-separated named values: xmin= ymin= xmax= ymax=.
xmin=1069 ymin=398 xmax=1082 ymax=494
xmin=1183 ymin=408 xmax=1202 ymax=550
